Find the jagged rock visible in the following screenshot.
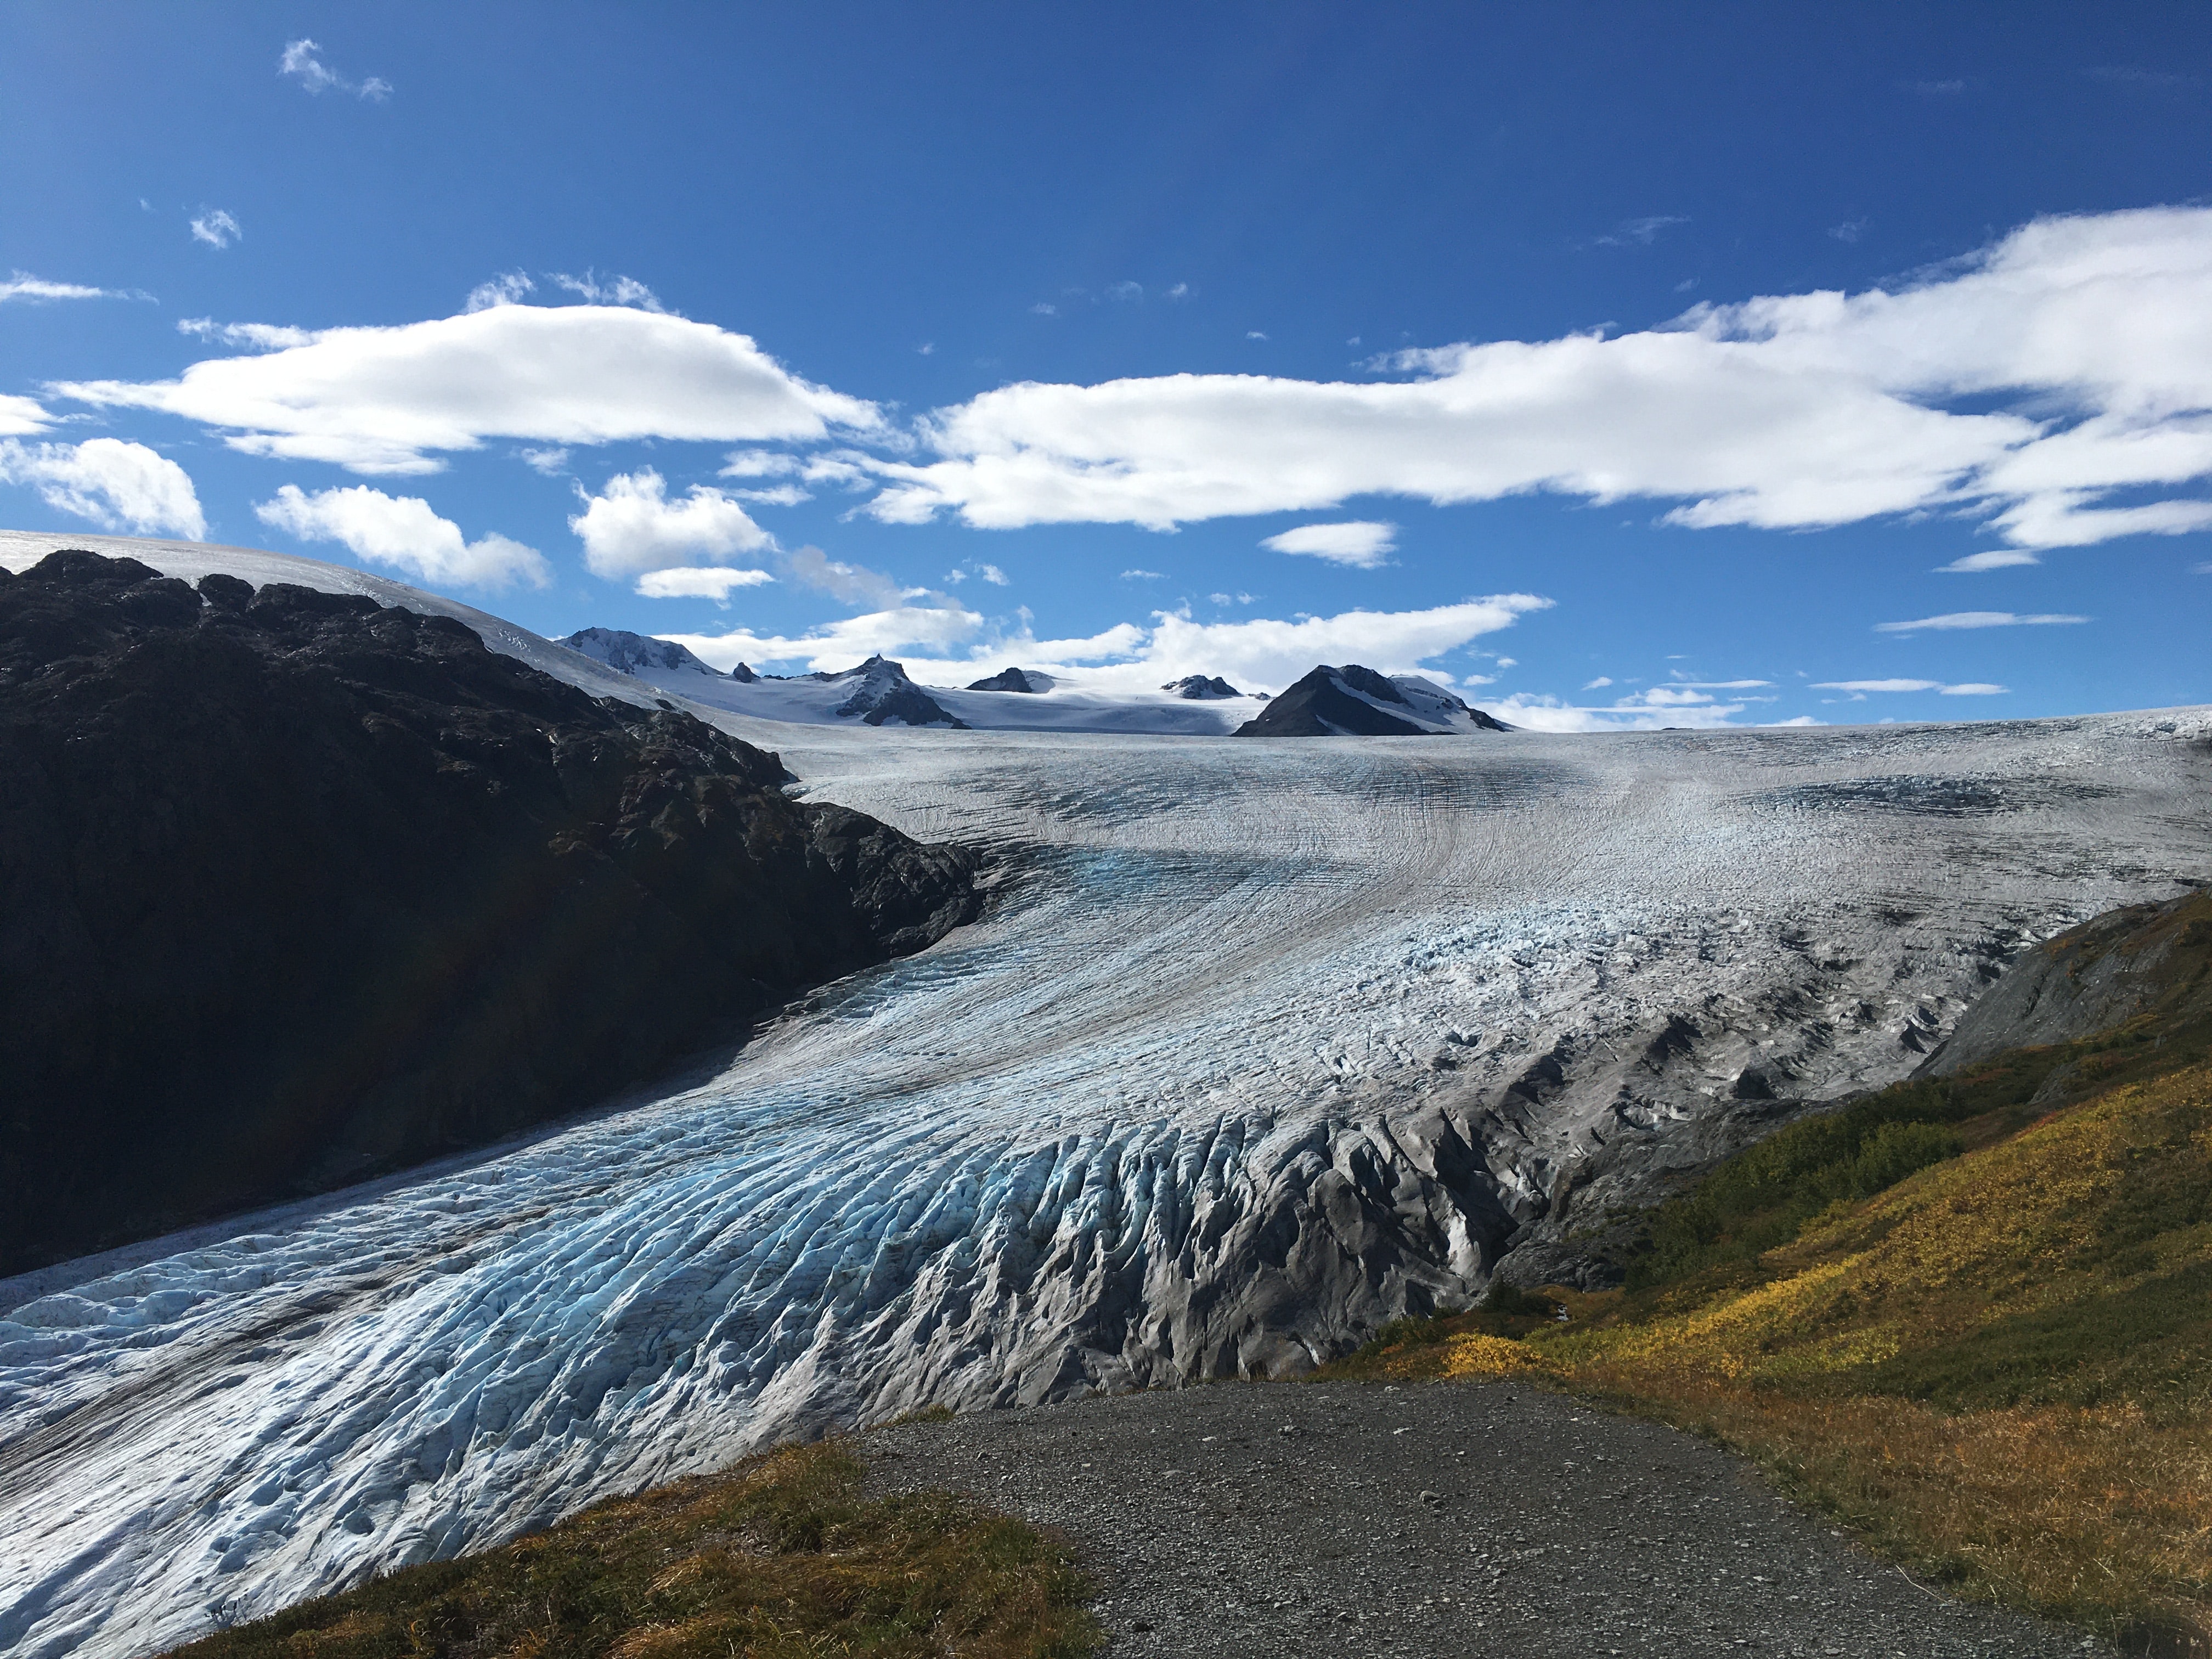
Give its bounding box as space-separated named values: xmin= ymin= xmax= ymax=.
xmin=968 ymin=667 xmax=1046 ymax=693
xmin=0 ymin=552 xmax=983 ymax=1274
xmin=1161 ymin=674 xmax=1241 ymax=699
xmin=827 ymin=654 xmax=969 ymax=728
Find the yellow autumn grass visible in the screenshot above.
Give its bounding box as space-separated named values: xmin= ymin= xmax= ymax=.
xmin=1338 ymin=1056 xmax=2212 ymax=1649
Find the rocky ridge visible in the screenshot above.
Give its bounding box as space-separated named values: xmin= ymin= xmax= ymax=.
xmin=1235 ymin=663 xmax=1506 ymax=736
xmin=0 ymin=551 xmax=981 ymax=1274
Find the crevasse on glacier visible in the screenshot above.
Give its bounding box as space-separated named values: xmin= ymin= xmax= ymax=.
xmin=3 ymin=700 xmax=2209 ymax=1659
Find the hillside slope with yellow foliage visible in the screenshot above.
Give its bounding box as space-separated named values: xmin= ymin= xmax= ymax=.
xmin=1326 ymin=890 xmax=2212 ymax=1654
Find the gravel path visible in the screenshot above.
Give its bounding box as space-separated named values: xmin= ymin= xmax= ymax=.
xmin=868 ymin=1380 xmax=2112 ymax=1658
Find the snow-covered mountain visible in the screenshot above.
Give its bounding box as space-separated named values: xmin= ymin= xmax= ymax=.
xmin=3 ymin=529 xmax=2209 ymax=1659
xmin=562 ymin=625 xmax=756 ymax=682
xmin=1235 ymin=663 xmax=1509 ymax=736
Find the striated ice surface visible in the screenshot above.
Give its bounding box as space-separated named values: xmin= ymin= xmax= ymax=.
xmin=2 ymin=534 xmax=2210 ymax=1659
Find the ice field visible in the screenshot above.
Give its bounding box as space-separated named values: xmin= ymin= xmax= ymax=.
xmin=2 ymin=535 xmax=2210 ymax=1657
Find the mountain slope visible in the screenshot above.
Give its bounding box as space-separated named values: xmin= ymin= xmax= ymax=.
xmin=1233 ymin=663 xmax=1506 ymax=736
xmin=0 ymin=552 xmax=981 ymax=1274
xmin=1335 ymin=890 xmax=2212 ymax=1650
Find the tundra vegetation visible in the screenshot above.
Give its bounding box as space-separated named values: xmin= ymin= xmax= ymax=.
xmin=164 ymin=1441 xmax=1101 ymax=1659
xmin=1325 ymin=890 xmax=2212 ymax=1654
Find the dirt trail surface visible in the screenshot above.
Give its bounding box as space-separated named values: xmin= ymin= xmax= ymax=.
xmin=870 ymin=1381 xmax=2113 ymax=1658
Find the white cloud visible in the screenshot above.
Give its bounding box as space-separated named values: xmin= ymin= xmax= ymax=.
xmin=279 ymin=39 xmax=390 ymax=100
xmin=1166 ymin=283 xmax=1191 ymax=300
xmin=1030 ymin=302 xmax=1058 ymax=317
xmin=1108 ymin=281 xmax=1144 ymax=301
xmin=859 ymin=207 xmax=2212 ymax=555
xmin=634 ymin=566 xmax=775 ymax=602
xmin=465 ymin=273 xmax=534 ymax=312
xmin=0 ymin=438 xmax=206 ymax=538
xmin=1260 ymin=520 xmax=1397 ymax=567
xmin=1812 ymin=677 xmax=2009 ymax=696
xmin=1874 ymin=610 xmax=2090 ymax=631
xmin=59 ymin=303 xmax=883 ymax=475
xmin=1121 ymin=568 xmax=1164 ymax=580
xmin=727 ymin=482 xmax=810 ymax=505
xmin=568 ymin=469 xmax=772 ymax=578
xmin=780 ymin=544 xmax=907 ymax=609
xmin=256 ymin=483 xmax=547 ymax=589
xmin=189 ymin=210 xmax=240 ymax=249
xmin=1595 ymin=215 xmax=1690 ymax=247
xmin=1939 ymin=549 xmax=2044 ymax=572
xmin=2 ymin=273 xmax=139 ymax=304
xmin=1582 ymin=676 xmax=1613 ymax=689
xmin=719 ymin=449 xmax=803 ymax=478
xmin=548 ymin=271 xmax=664 ymax=311
xmin=0 ymin=394 xmax=53 ymax=436
xmin=519 ymin=447 xmax=569 ymax=475
xmin=665 ymin=592 xmax=1547 ymax=692
xmin=1829 ymin=219 xmax=1868 ymax=244
xmin=975 ymin=562 xmax=1008 ymax=585
xmin=177 ymin=317 xmax=313 ymax=351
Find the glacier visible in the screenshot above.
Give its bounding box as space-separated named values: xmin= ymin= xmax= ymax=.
xmin=2 ymin=533 xmax=2209 ymax=1659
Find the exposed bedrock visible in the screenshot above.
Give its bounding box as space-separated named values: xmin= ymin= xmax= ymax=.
xmin=0 ymin=552 xmax=981 ymax=1275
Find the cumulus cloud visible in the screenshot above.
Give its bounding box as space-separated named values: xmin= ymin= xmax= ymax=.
xmin=58 ymin=304 xmax=883 ymax=475
xmin=634 ymin=566 xmax=775 ymax=602
xmin=1260 ymin=520 xmax=1397 ymax=567
xmin=189 ymin=210 xmax=241 ymax=250
xmin=0 ymin=438 xmax=205 ymax=538
xmin=567 ymin=469 xmax=772 ymax=578
xmin=1874 ymin=610 xmax=2090 ymax=631
xmin=664 ymin=591 xmax=1549 ymax=693
xmin=256 ymin=483 xmax=548 ymax=589
xmin=279 ymin=38 xmax=391 ymax=99
xmin=860 ymin=207 xmax=2212 ymax=556
xmin=0 ymin=394 xmax=54 ymax=436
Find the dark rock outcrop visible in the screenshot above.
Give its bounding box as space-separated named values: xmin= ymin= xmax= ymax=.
xmin=1235 ymin=664 xmax=1508 ymax=736
xmin=1234 ymin=665 xmax=1429 ymax=736
xmin=967 ymin=667 xmax=1045 ymax=693
xmin=1160 ymin=674 xmax=1241 ymax=699
xmin=0 ymin=551 xmax=983 ymax=1274
xmin=1918 ymin=888 xmax=2212 ymax=1076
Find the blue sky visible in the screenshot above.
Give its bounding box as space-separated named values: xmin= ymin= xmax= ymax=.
xmin=3 ymin=3 xmax=2209 ymax=727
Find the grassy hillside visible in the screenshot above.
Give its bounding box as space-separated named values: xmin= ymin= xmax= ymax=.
xmin=165 ymin=1441 xmax=1099 ymax=1659
xmin=1325 ymin=890 xmax=2212 ymax=1654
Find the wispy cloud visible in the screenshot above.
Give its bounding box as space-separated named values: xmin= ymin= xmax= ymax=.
xmin=1902 ymin=78 xmax=1966 ymax=94
xmin=177 ymin=318 xmax=312 ymax=351
xmin=1120 ymin=568 xmax=1164 ymax=580
xmin=2087 ymin=65 xmax=2198 ymax=90
xmin=1260 ymin=520 xmax=1396 ymax=568
xmin=1813 ymin=678 xmax=2008 ymax=696
xmin=465 ymin=272 xmax=534 ymax=312
xmin=279 ymin=38 xmax=391 ymax=100
xmin=2 ymin=272 xmax=146 ymax=304
xmin=1030 ymin=302 xmax=1058 ymax=317
xmin=1829 ymin=219 xmax=1868 ymax=244
xmin=0 ymin=395 xmax=53 ymax=437
xmin=1874 ymin=610 xmax=2089 ymax=632
xmin=189 ymin=210 xmax=240 ymax=250
xmin=258 ymin=483 xmax=545 ymax=589
xmin=1595 ymin=215 xmax=1689 ymax=247
xmin=549 ymin=271 xmax=664 ymax=311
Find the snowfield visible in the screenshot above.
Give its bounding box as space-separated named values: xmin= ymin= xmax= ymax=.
xmin=2 ymin=534 xmax=2209 ymax=1659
